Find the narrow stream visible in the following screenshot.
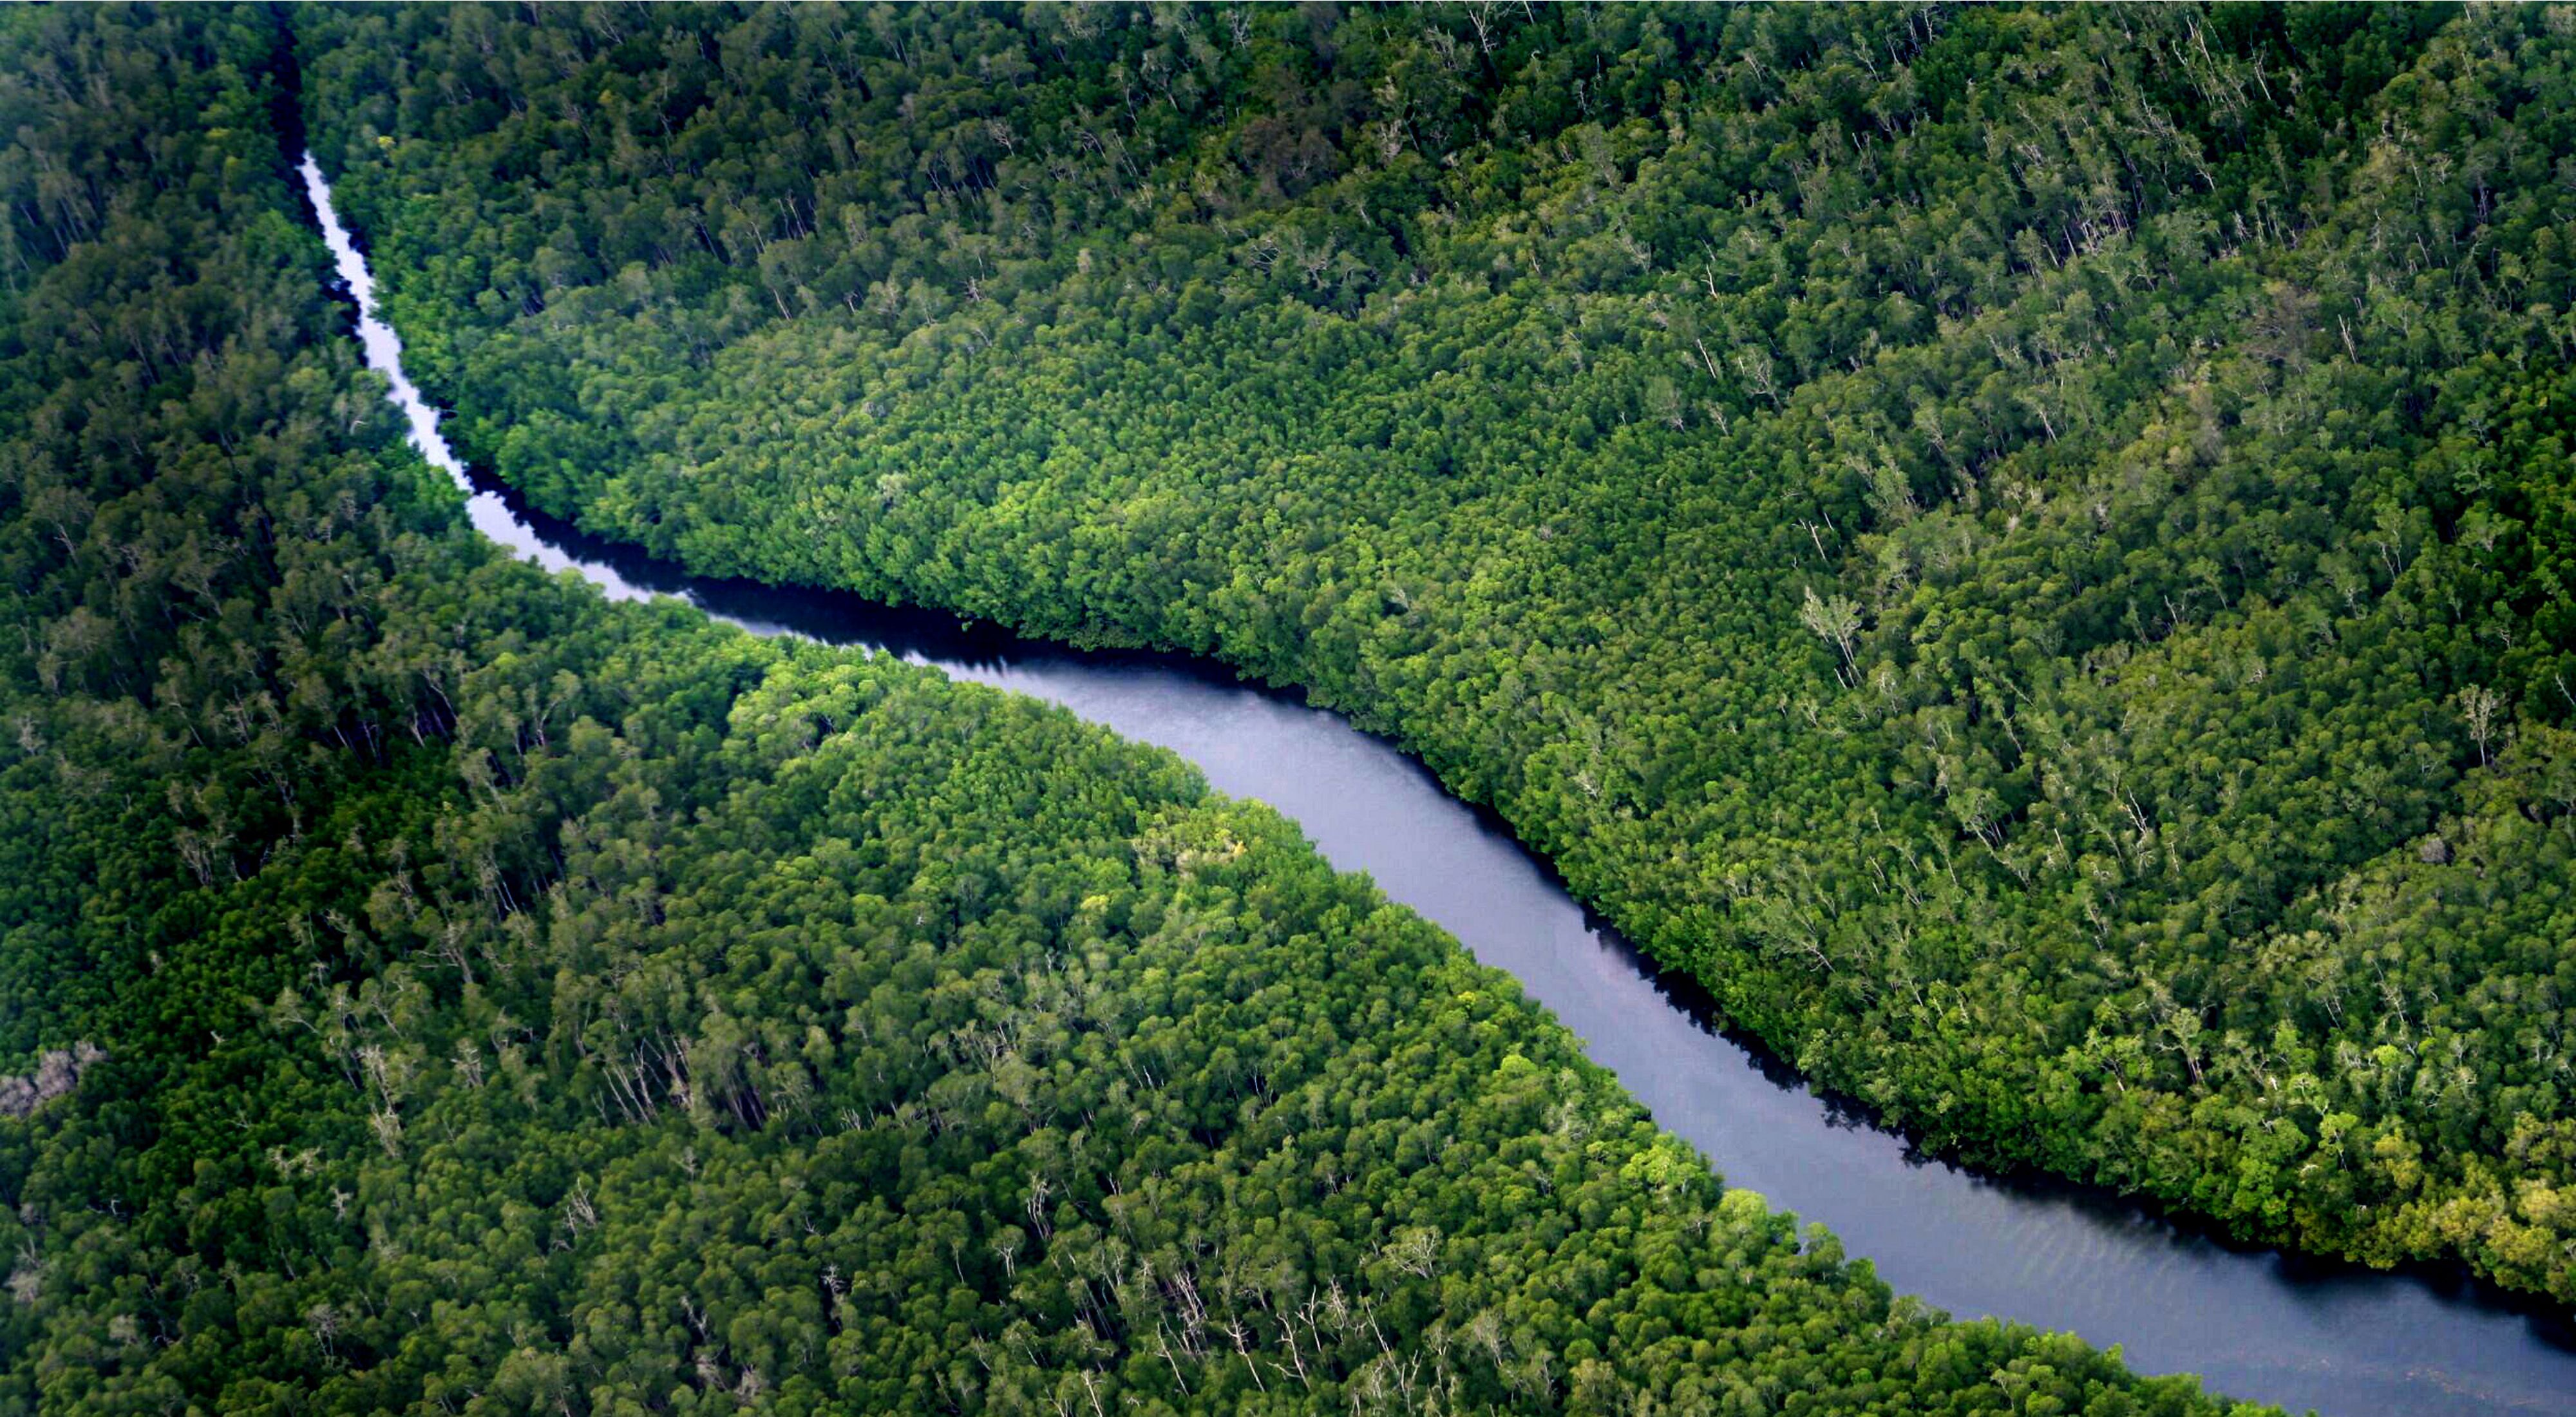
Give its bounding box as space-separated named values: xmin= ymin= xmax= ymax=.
xmin=301 ymin=155 xmax=2576 ymax=1417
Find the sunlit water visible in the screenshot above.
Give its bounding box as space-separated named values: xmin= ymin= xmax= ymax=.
xmin=301 ymin=154 xmax=2576 ymax=1417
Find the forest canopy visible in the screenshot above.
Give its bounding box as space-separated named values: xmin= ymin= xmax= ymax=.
xmin=293 ymin=0 xmax=2576 ymax=1305
xmin=0 ymin=5 xmax=2273 ymax=1413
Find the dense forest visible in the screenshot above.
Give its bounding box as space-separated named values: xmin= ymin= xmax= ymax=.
xmin=294 ymin=1 xmax=2576 ymax=1304
xmin=0 ymin=5 xmax=2277 ymax=1413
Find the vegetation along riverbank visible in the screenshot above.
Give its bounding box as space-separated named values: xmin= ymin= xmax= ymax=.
xmin=301 ymin=1 xmax=2576 ymax=1305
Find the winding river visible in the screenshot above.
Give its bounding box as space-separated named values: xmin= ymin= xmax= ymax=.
xmin=301 ymin=155 xmax=2576 ymax=1417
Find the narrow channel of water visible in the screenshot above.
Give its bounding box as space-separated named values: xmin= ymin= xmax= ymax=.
xmin=301 ymin=155 xmax=2576 ymax=1417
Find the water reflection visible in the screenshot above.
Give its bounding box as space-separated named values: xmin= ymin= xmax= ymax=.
xmin=300 ymin=154 xmax=2576 ymax=1417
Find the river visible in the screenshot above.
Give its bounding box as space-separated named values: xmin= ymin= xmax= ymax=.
xmin=299 ymin=155 xmax=2576 ymax=1417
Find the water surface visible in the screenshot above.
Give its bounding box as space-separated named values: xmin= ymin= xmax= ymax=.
xmin=301 ymin=154 xmax=2576 ymax=1417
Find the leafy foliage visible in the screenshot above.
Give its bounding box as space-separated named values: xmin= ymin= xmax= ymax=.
xmin=296 ymin=1 xmax=2576 ymax=1302
xmin=0 ymin=6 xmax=2265 ymax=1413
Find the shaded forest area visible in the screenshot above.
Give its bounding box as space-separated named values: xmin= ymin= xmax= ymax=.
xmin=296 ymin=0 xmax=2576 ymax=1303
xmin=1 ymin=6 xmax=2269 ymax=1413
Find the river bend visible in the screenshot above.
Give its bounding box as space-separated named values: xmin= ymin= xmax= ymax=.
xmin=299 ymin=155 xmax=2576 ymax=1417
